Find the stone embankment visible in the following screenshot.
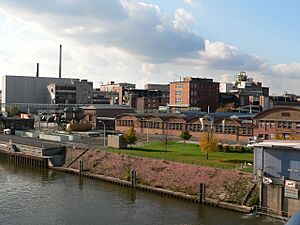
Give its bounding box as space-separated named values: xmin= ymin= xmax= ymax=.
xmin=65 ymin=149 xmax=257 ymax=208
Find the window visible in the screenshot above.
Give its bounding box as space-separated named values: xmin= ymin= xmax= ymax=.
xmin=176 ymin=83 xmax=183 ymax=88
xmin=297 ymin=122 xmax=300 ymax=129
xmin=175 ymin=91 xmax=182 ymax=95
xmin=176 ymin=98 xmax=182 ymax=104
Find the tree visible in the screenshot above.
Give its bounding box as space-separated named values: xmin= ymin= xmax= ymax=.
xmin=124 ymin=127 xmax=137 ymax=148
xmin=7 ymin=106 xmax=20 ymax=117
xmin=180 ymin=130 xmax=192 ymax=144
xmin=217 ymin=103 xmax=236 ymax=112
xmin=199 ymin=131 xmax=218 ymax=160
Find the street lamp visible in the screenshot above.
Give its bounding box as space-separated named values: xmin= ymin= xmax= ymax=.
xmin=141 ymin=118 xmax=149 ymax=142
xmin=98 ymin=119 xmax=106 ymax=148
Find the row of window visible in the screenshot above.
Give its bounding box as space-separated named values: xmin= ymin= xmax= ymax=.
xmin=258 ymin=120 xmax=300 ymax=130
xmin=116 ymin=120 xmax=252 ymax=135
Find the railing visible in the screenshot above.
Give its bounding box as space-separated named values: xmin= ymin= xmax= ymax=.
xmin=254 ymin=205 xmax=290 ymax=221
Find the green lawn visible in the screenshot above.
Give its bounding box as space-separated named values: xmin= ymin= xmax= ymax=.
xmin=107 ymin=141 xmax=253 ymax=171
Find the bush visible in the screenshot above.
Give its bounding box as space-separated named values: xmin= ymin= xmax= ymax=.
xmin=234 ymin=144 xmax=242 ymax=153
xmin=217 ymin=143 xmax=223 ymax=152
xmin=223 ymin=144 xmax=230 ymax=153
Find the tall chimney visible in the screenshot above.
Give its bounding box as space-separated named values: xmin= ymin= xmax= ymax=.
xmin=36 ymin=63 xmax=39 ymax=77
xmin=59 ymin=44 xmax=62 ymax=78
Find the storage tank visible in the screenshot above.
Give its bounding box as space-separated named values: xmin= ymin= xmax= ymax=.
xmin=66 ymin=120 xmax=92 ymax=131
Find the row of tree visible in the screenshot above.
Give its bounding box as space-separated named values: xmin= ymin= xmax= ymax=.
xmin=123 ymin=128 xmax=218 ymax=160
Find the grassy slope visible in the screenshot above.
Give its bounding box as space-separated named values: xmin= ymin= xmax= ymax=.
xmin=107 ymin=141 xmax=253 ymax=171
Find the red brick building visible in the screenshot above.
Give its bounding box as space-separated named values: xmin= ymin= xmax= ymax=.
xmin=253 ymin=107 xmax=300 ymax=140
xmin=115 ymin=113 xmax=253 ymax=144
xmin=169 ymin=77 xmax=219 ymax=112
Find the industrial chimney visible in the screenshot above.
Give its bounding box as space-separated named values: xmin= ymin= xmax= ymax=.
xmin=59 ymin=44 xmax=62 ymax=78
xmin=36 ymin=63 xmax=39 ymax=77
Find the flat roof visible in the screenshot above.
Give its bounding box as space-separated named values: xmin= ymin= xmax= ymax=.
xmin=0 ymin=134 xmax=63 ymax=148
xmin=253 ymin=140 xmax=300 ymax=149
xmin=82 ymin=104 xmax=134 ymax=110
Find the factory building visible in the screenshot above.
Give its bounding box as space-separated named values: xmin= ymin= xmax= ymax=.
xmin=2 ymin=75 xmax=93 ymax=112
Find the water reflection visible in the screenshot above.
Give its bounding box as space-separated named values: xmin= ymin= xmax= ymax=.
xmin=0 ymin=160 xmax=283 ymax=225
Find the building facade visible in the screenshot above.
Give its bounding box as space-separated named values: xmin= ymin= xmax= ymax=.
xmin=169 ymin=77 xmax=219 ymax=112
xmin=2 ymin=75 xmax=93 ymax=111
xmin=99 ymin=81 xmax=136 ymax=105
xmin=115 ymin=113 xmax=254 ymax=144
xmin=254 ymin=141 xmax=300 ymax=216
xmin=253 ymin=107 xmax=300 ymax=140
xmin=220 ymin=72 xmax=270 ymax=113
xmin=82 ymin=104 xmax=135 ymax=130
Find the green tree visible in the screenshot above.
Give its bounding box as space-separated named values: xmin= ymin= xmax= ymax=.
xmin=199 ymin=131 xmax=218 ymax=160
xmin=7 ymin=106 xmax=20 ymax=117
xmin=180 ymin=130 xmax=192 ymax=144
xmin=124 ymin=127 xmax=137 ymax=148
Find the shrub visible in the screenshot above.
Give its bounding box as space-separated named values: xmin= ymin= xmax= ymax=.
xmin=223 ymin=144 xmax=230 ymax=153
xmin=234 ymin=144 xmax=242 ymax=153
xmin=217 ymin=143 xmax=223 ymax=152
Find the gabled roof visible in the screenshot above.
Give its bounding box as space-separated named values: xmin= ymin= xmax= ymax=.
xmin=254 ymin=107 xmax=300 ymax=119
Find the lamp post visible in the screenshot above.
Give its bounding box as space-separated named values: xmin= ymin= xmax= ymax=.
xmin=141 ymin=118 xmax=149 ymax=142
xmin=98 ymin=119 xmax=106 ymax=148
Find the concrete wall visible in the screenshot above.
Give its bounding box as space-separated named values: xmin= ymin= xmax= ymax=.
xmin=2 ymin=75 xmax=76 ymax=106
xmin=39 ymin=133 xmax=69 ymax=142
xmin=15 ymin=130 xmax=39 ymax=138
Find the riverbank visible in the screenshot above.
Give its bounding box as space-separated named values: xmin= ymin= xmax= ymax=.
xmin=63 ymin=148 xmax=258 ymax=212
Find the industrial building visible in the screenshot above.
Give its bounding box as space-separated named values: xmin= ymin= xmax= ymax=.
xmin=220 ymin=71 xmax=269 ymax=113
xmin=115 ymin=112 xmax=255 ymax=144
xmin=253 ymin=107 xmax=300 ymax=140
xmin=2 ymin=75 xmax=93 ymax=112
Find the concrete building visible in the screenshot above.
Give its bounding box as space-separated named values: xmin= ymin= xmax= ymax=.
xmin=144 ymin=83 xmax=170 ymax=93
xmin=2 ymin=75 xmax=93 ymax=111
xmin=219 ymin=72 xmax=270 ymax=113
xmin=169 ymin=77 xmax=220 ymax=112
xmin=99 ymin=81 xmax=136 ymax=105
xmin=254 ymin=141 xmax=300 ymax=216
xmin=254 ymin=107 xmax=300 ymax=140
xmin=47 ymin=84 xmax=77 ymax=104
xmin=125 ymin=89 xmax=169 ymax=113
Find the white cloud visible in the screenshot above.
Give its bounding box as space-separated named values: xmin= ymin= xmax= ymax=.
xmin=1 ymin=0 xmax=300 ymax=94
xmin=182 ymin=0 xmax=202 ymax=7
xmin=0 ymin=0 xmax=204 ymax=63
xmin=173 ymin=8 xmax=196 ymax=31
xmin=271 ymin=63 xmax=300 ymax=77
xmin=141 ymin=63 xmax=161 ymax=75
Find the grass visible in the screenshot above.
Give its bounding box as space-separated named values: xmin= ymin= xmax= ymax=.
xmin=106 ymin=141 xmax=253 ymax=171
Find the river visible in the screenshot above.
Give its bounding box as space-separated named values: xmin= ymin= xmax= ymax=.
xmin=0 ymin=161 xmax=283 ymax=225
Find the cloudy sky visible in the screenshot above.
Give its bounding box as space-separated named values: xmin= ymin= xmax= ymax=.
xmin=0 ymin=0 xmax=300 ymax=94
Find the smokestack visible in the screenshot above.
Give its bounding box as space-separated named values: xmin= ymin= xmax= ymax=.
xmin=36 ymin=63 xmax=39 ymax=77
xmin=59 ymin=44 xmax=62 ymax=78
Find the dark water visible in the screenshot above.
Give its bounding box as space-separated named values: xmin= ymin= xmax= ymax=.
xmin=0 ymin=161 xmax=283 ymax=225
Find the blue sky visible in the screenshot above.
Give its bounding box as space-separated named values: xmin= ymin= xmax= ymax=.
xmin=0 ymin=0 xmax=300 ymax=94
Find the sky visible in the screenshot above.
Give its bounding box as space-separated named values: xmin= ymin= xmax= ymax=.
xmin=0 ymin=0 xmax=300 ymax=95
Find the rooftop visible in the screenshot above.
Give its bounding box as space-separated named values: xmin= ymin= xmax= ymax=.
xmin=253 ymin=140 xmax=300 ymax=149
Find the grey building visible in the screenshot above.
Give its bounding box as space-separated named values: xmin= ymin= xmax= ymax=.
xmin=254 ymin=141 xmax=300 ymax=217
xmin=2 ymin=75 xmax=93 ymax=111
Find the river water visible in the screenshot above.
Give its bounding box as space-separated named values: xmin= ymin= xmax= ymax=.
xmin=0 ymin=161 xmax=283 ymax=225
